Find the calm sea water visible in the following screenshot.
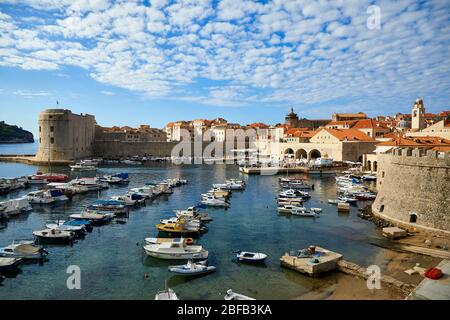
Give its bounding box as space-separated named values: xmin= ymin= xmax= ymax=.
xmin=0 ymin=142 xmax=38 ymax=155
xmin=0 ymin=145 xmax=383 ymax=300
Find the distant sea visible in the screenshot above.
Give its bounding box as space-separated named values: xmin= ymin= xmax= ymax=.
xmin=0 ymin=141 xmax=38 ymax=155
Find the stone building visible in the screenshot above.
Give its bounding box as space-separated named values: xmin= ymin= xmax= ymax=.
xmin=372 ymin=148 xmax=450 ymax=233
xmin=411 ymin=98 xmax=426 ymax=131
xmin=35 ymin=109 xmax=96 ymax=162
xmin=332 ymin=112 xmax=367 ymax=122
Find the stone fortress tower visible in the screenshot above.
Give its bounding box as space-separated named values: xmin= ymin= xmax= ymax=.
xmin=285 ymin=108 xmax=299 ymax=127
xmin=411 ymin=98 xmax=426 ymax=131
xmin=35 ymin=109 xmax=96 ymax=163
xmin=372 ymin=148 xmax=450 ymax=232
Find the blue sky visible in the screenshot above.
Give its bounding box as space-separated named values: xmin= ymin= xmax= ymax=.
xmin=0 ymin=0 xmax=449 ymax=136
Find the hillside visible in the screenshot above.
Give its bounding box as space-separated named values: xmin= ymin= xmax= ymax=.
xmin=0 ymin=121 xmax=34 ymax=143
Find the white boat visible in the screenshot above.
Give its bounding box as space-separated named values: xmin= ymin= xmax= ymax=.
xmin=33 ymin=228 xmax=74 ymax=244
xmin=143 ymin=238 xmax=208 ymax=260
xmin=70 ymin=163 xmax=97 ymax=171
xmin=0 ymin=197 xmax=32 ymax=217
xmin=277 ymin=204 xmax=304 ymax=213
xmin=27 ymin=189 xmax=68 ymax=204
xmin=69 ymin=210 xmax=115 ymax=225
xmin=45 ymin=222 xmax=86 ymax=236
xmin=130 ymin=187 xmax=154 ymax=199
xmin=200 ymin=195 xmax=230 ymax=207
xmin=69 ymin=178 xmax=108 ymax=193
xmin=175 ymin=207 xmax=213 ymax=222
xmin=212 ymin=182 xmax=245 ymax=190
xmin=0 ymin=257 xmax=23 ymax=272
xmin=338 ymin=202 xmax=350 ymax=212
xmin=155 ymin=288 xmax=179 ymax=300
xmin=168 ymin=260 xmax=216 ymax=276
xmin=291 ymin=208 xmax=317 ymax=217
xmin=224 ymin=289 xmax=255 ymax=301
xmin=0 ymin=241 xmax=48 ymax=260
xmin=235 ymin=251 xmax=267 ymax=263
xmin=328 ymin=199 xmax=340 ymax=205
xmin=310 ymin=208 xmax=322 ymax=213
xmin=112 ymin=193 xmax=145 ymax=206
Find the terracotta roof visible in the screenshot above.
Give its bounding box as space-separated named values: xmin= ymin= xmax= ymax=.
xmin=326 ymin=120 xmax=357 ymax=127
xmin=285 ymin=128 xmax=317 ymax=138
xmin=318 ymin=128 xmax=375 ymax=141
xmin=333 ymin=112 xmax=367 ymax=118
xmin=377 ymin=136 xmax=450 ymax=147
xmin=247 ymin=122 xmax=269 ymax=129
xmin=432 ymin=146 xmax=450 ymax=151
xmin=352 ymin=119 xmax=378 ymax=129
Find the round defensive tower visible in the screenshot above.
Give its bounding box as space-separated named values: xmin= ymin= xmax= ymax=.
xmin=372 ymin=148 xmax=450 ymax=233
xmin=35 ymin=109 xmax=96 ymax=163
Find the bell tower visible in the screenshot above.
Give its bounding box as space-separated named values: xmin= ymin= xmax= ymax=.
xmin=411 ymin=98 xmax=425 ymax=131
xmin=285 ymin=107 xmax=299 ymax=127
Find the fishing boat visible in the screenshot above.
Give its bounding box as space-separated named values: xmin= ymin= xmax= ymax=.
xmin=175 ymin=207 xmax=213 ymax=222
xmin=200 ymin=195 xmax=230 ymax=208
xmin=112 ymin=193 xmax=145 ymax=206
xmin=0 ymin=197 xmax=32 ymax=217
xmin=101 ymin=173 xmax=129 ymax=185
xmin=155 ymin=221 xmax=201 ymax=235
xmin=168 ymin=260 xmax=216 ymax=276
xmin=69 ymin=210 xmax=115 ymax=226
xmin=26 ymin=173 xmax=68 ymax=184
xmin=235 ymin=251 xmax=267 ymax=263
xmin=69 ymin=178 xmax=109 ymax=193
xmin=0 ymin=240 xmax=48 ymax=260
xmin=155 ymin=288 xmax=179 ymax=300
xmin=0 ymin=257 xmax=22 ymax=272
xmin=224 ymin=289 xmax=255 ymax=301
xmin=143 ymin=238 xmax=208 ymax=260
xmin=160 ymin=217 xmax=202 ymax=230
xmin=45 ymin=221 xmax=86 ymax=237
xmin=291 ymin=208 xmax=317 ymax=217
xmin=33 ymin=228 xmax=74 ymax=244
xmin=277 ymin=204 xmax=305 ymax=214
xmin=27 ymin=189 xmax=68 ymax=204
xmin=88 ymin=199 xmax=128 ymax=215
xmin=279 ymin=189 xmax=310 ymax=199
xmin=130 ymin=187 xmax=154 ymax=199
xmin=207 ymin=188 xmax=231 ymax=199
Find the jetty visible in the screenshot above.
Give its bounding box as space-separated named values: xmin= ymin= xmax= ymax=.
xmin=280 ymin=246 xmax=343 ymax=277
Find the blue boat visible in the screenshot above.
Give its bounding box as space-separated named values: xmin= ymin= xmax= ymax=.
xmin=64 ymin=219 xmax=93 ymax=232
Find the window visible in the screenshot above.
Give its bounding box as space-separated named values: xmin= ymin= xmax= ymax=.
xmin=380 ymin=205 xmax=385 ymax=212
xmin=50 ymin=126 xmax=54 ymax=132
xmin=409 ymin=213 xmax=417 ymax=223
xmin=39 ymin=126 xmax=41 ymax=132
xmin=50 ymin=137 xmax=54 ymax=144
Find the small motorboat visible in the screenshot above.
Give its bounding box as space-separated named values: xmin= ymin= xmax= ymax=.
xmin=0 ymin=197 xmax=32 ymax=217
xmin=101 ymin=173 xmax=130 ymax=185
xmin=155 ymin=288 xmax=179 ymax=300
xmin=143 ymin=238 xmax=208 ymax=260
xmin=33 ymin=228 xmax=74 ymax=244
xmin=168 ymin=260 xmax=216 ymax=276
xmin=235 ymin=251 xmax=267 ymax=263
xmin=112 ymin=193 xmax=145 ymax=206
xmin=0 ymin=241 xmax=48 ymax=260
xmin=200 ymin=195 xmax=230 ymax=208
xmin=70 ymin=163 xmax=97 ymax=171
xmin=337 ymin=202 xmax=350 ymax=212
xmin=88 ymin=199 xmax=128 ymax=215
xmin=0 ymin=257 xmax=23 ymax=272
xmin=291 ymin=208 xmax=317 ymax=217
xmin=27 ymin=189 xmax=68 ymax=204
xmin=310 ymin=208 xmax=322 ymax=213
xmin=328 ymin=199 xmax=340 ymax=205
xmin=224 ymin=289 xmax=255 ymax=301
xmin=277 ymin=204 xmax=304 ymax=214
xmin=45 ymin=221 xmax=86 ymax=237
xmin=362 ymin=174 xmax=377 ymax=181
xmin=69 ymin=210 xmax=115 ymax=226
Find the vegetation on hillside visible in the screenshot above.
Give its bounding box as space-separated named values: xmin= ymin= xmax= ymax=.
xmin=0 ymin=121 xmax=34 ymax=143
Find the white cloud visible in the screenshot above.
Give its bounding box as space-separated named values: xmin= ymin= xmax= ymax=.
xmin=13 ymin=89 xmax=52 ymax=96
xmin=100 ymin=90 xmax=114 ymax=95
xmin=0 ymin=0 xmax=449 ymax=111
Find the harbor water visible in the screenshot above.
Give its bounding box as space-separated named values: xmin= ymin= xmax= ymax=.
xmin=0 ymin=151 xmax=383 ymax=300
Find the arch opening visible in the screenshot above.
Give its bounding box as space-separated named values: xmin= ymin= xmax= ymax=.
xmin=309 ymin=149 xmax=321 ymax=160
xmin=295 ymin=149 xmax=307 ymax=160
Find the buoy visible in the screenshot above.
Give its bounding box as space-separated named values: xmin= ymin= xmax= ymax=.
xmin=136 ymin=242 xmax=139 ymax=246
xmin=185 ymin=238 xmax=194 ymax=245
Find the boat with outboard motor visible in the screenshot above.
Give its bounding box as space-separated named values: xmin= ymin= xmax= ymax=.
xmin=33 ymin=228 xmax=74 ymax=244
xmin=168 ymin=259 xmax=216 ymax=276
xmin=224 ymin=289 xmax=255 ymax=300
xmin=27 ymin=189 xmax=68 ymax=204
xmin=0 ymin=240 xmax=48 ymax=260
xmin=235 ymin=251 xmax=267 ymax=263
xmin=143 ymin=238 xmax=208 ymax=260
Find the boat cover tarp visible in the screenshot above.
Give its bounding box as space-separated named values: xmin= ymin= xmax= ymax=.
xmin=50 ymin=189 xmax=64 ymax=197
xmin=15 ymin=244 xmax=40 ymax=254
xmin=113 ymin=173 xmax=129 ymax=179
xmin=93 ymin=200 xmax=124 ymax=206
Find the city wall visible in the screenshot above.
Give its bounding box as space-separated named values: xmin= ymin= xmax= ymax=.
xmin=372 ymin=149 xmax=450 ymax=233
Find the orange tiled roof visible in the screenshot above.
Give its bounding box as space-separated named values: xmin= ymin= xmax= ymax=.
xmin=247 ymin=122 xmax=269 ymax=129
xmin=320 ymin=128 xmax=375 ymax=141
xmin=352 ymin=119 xmax=378 ymax=129
xmin=377 ymin=136 xmax=450 ymax=147
xmin=326 ymin=120 xmax=357 ymax=127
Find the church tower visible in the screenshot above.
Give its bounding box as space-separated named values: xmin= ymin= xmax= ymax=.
xmin=411 ymin=98 xmax=425 ymax=131
xmin=285 ymin=107 xmax=299 ymax=127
